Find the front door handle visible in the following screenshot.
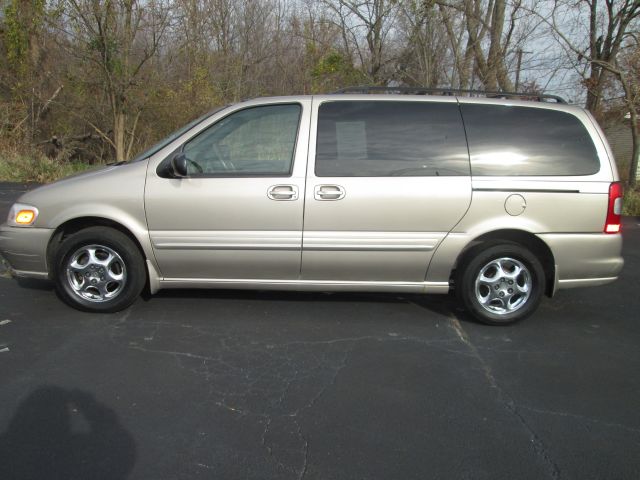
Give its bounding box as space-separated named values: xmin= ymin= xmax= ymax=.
xmin=267 ymin=185 xmax=298 ymax=201
xmin=314 ymin=184 xmax=346 ymax=201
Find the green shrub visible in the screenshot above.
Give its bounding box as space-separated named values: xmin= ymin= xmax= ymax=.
xmin=623 ymin=188 xmax=640 ymax=216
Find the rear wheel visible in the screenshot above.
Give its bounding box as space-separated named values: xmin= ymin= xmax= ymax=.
xmin=53 ymin=227 xmax=146 ymax=313
xmin=457 ymin=243 xmax=545 ymax=325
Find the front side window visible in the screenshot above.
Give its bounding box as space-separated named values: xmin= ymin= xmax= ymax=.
xmin=461 ymin=104 xmax=600 ymax=176
xmin=315 ymin=101 xmax=469 ymax=177
xmin=182 ymin=104 xmax=301 ymax=176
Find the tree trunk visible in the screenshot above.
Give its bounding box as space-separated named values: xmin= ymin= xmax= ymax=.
xmin=460 ymin=42 xmax=475 ymax=90
xmin=485 ymin=0 xmax=504 ymax=90
xmin=114 ymin=112 xmax=127 ymax=162
xmin=585 ymin=68 xmax=604 ymax=113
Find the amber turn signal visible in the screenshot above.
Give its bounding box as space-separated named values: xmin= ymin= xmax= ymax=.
xmin=15 ymin=210 xmax=36 ymax=225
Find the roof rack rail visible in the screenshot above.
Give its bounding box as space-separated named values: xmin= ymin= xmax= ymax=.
xmin=332 ymin=86 xmax=567 ymax=104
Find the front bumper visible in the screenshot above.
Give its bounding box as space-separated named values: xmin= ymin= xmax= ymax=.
xmin=0 ymin=224 xmax=53 ymax=278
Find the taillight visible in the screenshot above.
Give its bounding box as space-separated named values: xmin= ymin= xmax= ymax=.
xmin=604 ymin=182 xmax=623 ymax=234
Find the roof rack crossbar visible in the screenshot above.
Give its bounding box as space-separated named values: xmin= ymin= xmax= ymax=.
xmin=332 ymin=86 xmax=567 ymax=104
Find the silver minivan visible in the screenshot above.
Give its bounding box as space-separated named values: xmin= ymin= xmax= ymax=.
xmin=0 ymin=89 xmax=624 ymax=324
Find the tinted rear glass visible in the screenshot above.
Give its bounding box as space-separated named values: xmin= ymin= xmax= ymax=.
xmin=461 ymin=104 xmax=600 ymax=176
xmin=315 ymin=101 xmax=469 ymax=177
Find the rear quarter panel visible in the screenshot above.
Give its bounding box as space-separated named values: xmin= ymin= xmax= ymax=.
xmin=426 ymin=98 xmax=618 ymax=285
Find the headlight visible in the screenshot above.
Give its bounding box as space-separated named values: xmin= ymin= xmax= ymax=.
xmin=7 ymin=203 xmax=39 ymax=227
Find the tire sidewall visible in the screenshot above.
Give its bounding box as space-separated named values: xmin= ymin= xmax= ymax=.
xmin=458 ymin=243 xmax=545 ymax=325
xmin=54 ymin=227 xmax=146 ymax=313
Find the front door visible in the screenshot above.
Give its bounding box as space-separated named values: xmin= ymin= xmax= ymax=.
xmin=145 ymin=100 xmax=310 ymax=280
xmin=301 ymin=98 xmax=472 ymax=282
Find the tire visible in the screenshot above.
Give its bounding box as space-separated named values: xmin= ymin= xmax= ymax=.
xmin=53 ymin=226 xmax=146 ymax=313
xmin=456 ymin=243 xmax=545 ymax=325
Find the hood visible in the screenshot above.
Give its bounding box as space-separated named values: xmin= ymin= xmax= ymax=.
xmin=19 ymin=161 xmax=145 ymax=204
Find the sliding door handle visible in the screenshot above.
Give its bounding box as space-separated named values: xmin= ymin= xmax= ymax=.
xmin=314 ymin=185 xmax=346 ymax=201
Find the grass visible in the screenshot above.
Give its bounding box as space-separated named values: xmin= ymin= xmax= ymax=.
xmin=0 ymin=150 xmax=97 ymax=184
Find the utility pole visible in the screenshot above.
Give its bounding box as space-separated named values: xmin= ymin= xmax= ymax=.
xmin=515 ymin=49 xmax=532 ymax=91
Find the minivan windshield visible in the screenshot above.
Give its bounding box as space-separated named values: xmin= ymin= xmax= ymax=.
xmin=130 ymin=106 xmax=228 ymax=162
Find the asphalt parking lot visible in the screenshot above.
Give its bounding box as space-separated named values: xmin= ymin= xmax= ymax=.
xmin=0 ymin=182 xmax=639 ymax=479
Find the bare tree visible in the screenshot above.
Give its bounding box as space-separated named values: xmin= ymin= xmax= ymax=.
xmin=2 ymin=0 xmax=638 ymax=188
xmin=0 ymin=0 xmax=60 ymax=141
xmin=56 ymin=0 xmax=171 ymax=161
xmin=396 ymin=1 xmax=451 ymax=87
xmin=437 ymin=0 xmax=544 ymax=92
xmin=436 ymin=0 xmax=512 ymax=90
xmin=437 ymin=3 xmax=475 ymax=89
xmin=323 ymin=0 xmax=400 ymax=83
xmin=537 ymin=0 xmax=640 ymax=186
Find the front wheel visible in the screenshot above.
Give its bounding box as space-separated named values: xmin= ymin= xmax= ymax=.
xmin=53 ymin=227 xmax=146 ymax=313
xmin=457 ymin=244 xmax=545 ymax=325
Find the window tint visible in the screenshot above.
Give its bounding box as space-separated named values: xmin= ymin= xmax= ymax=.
xmin=315 ymin=101 xmax=469 ymax=177
xmin=461 ymin=104 xmax=600 ymax=176
xmin=183 ymin=104 xmax=301 ymax=176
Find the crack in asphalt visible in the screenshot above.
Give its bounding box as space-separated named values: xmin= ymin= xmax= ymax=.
xmin=519 ymin=405 xmax=640 ymax=436
xmin=448 ymin=316 xmax=561 ymax=480
xmin=104 ymin=308 xmax=465 ymax=479
xmin=106 ymin=303 xmax=633 ymax=480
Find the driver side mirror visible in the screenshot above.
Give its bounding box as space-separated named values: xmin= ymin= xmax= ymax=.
xmin=171 ymin=153 xmax=188 ymax=178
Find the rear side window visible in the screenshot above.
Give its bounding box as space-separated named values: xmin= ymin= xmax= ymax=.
xmin=461 ymin=104 xmax=600 ymax=176
xmin=315 ymin=101 xmax=469 ymax=177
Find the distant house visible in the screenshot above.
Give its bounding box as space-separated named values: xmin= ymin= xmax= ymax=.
xmin=603 ymin=116 xmax=638 ymax=181
xmin=604 ymin=122 xmax=632 ymax=166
